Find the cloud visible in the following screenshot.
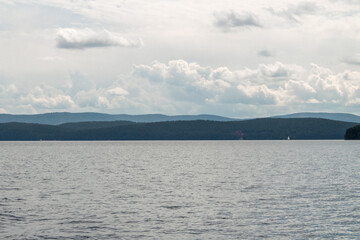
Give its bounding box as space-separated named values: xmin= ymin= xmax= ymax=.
xmin=330 ymin=0 xmax=360 ymax=4
xmin=107 ymin=87 xmax=129 ymax=96
xmin=56 ymin=28 xmax=143 ymax=49
xmin=20 ymin=85 xmax=75 ymax=109
xmin=1 ymin=59 xmax=360 ymax=117
xmin=343 ymin=54 xmax=360 ymax=65
xmin=75 ymin=84 xmax=131 ymax=109
xmin=40 ymin=56 xmax=62 ymax=62
xmin=133 ymin=60 xmax=360 ymax=110
xmin=214 ymin=11 xmax=262 ymax=30
xmin=258 ymin=50 xmax=273 ymax=57
xmin=133 ymin=60 xmax=290 ymax=105
xmin=1 ymin=84 xmax=18 ymax=95
xmin=268 ymin=2 xmax=320 ymax=23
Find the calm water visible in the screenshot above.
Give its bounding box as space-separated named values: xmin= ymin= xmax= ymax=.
xmin=0 ymin=141 xmax=359 ymax=239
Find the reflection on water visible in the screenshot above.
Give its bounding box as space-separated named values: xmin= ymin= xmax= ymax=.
xmin=1 ymin=141 xmax=359 ymax=239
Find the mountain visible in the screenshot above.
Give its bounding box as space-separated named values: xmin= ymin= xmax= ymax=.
xmin=2 ymin=111 xmax=359 ymax=125
xmin=0 ymin=118 xmax=357 ymax=141
xmin=272 ymin=112 xmax=360 ymax=123
xmin=0 ymin=112 xmax=235 ymax=125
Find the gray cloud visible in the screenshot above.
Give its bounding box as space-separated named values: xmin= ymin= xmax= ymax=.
xmin=343 ymin=54 xmax=360 ymax=65
xmin=56 ymin=28 xmax=143 ymax=49
xmin=258 ymin=50 xmax=273 ymax=57
xmin=214 ymin=11 xmax=262 ymax=30
xmin=330 ymin=0 xmax=360 ymax=4
xmin=268 ymin=2 xmax=320 ymax=23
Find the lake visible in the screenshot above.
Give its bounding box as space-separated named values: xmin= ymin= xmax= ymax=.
xmin=1 ymin=141 xmax=359 ymax=239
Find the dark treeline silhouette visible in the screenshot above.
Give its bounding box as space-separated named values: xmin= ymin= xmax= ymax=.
xmin=0 ymin=118 xmax=357 ymax=141
xmin=344 ymin=124 xmax=360 ymax=140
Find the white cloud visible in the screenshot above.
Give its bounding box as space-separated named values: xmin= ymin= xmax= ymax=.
xmin=20 ymin=85 xmax=75 ymax=109
xmin=107 ymin=87 xmax=129 ymax=96
xmin=133 ymin=60 xmax=360 ymax=112
xmin=1 ymin=59 xmax=360 ymax=116
xmin=56 ymin=28 xmax=143 ymax=49
xmin=2 ymin=84 xmax=18 ymax=95
xmin=75 ymin=85 xmax=131 ymax=109
xmin=133 ymin=60 xmax=289 ymax=105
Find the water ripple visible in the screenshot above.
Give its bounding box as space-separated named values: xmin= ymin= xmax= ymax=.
xmin=1 ymin=141 xmax=359 ymax=239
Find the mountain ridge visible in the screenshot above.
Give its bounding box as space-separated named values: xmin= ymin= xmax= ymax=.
xmin=0 ymin=112 xmax=235 ymax=125
xmin=0 ymin=112 xmax=360 ymax=125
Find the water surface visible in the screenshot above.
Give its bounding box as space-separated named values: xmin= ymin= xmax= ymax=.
xmin=1 ymin=141 xmax=359 ymax=239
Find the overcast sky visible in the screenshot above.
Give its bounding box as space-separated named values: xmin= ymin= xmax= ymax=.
xmin=0 ymin=0 xmax=360 ymax=117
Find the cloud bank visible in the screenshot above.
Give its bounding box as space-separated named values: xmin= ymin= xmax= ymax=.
xmin=2 ymin=59 xmax=360 ymax=116
xmin=133 ymin=60 xmax=360 ymax=108
xmin=56 ymin=28 xmax=143 ymax=49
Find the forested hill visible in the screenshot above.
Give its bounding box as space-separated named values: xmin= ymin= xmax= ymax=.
xmin=272 ymin=112 xmax=360 ymax=123
xmin=344 ymin=125 xmax=360 ymax=140
xmin=0 ymin=118 xmax=357 ymax=141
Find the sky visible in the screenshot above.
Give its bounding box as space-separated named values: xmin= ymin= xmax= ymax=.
xmin=0 ymin=0 xmax=360 ymax=118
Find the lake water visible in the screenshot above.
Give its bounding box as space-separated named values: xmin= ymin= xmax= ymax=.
xmin=0 ymin=141 xmax=359 ymax=239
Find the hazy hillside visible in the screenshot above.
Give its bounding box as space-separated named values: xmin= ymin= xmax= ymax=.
xmin=272 ymin=112 xmax=360 ymax=123
xmin=2 ymin=112 xmax=359 ymax=125
xmin=0 ymin=118 xmax=357 ymax=141
xmin=0 ymin=112 xmax=235 ymax=125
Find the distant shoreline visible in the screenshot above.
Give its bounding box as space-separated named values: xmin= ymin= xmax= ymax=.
xmin=0 ymin=118 xmax=357 ymax=141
